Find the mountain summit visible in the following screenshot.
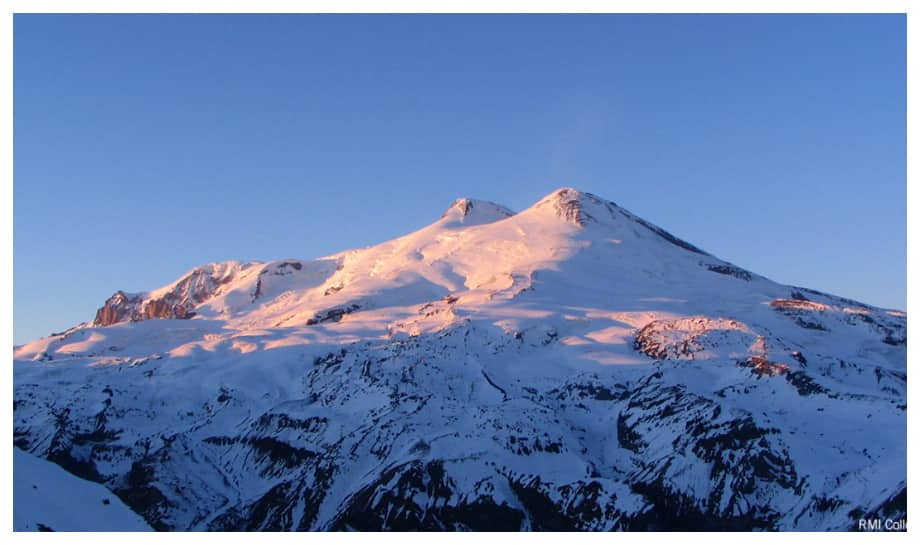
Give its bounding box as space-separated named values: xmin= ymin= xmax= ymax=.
xmin=14 ymin=187 xmax=906 ymax=531
xmin=532 ymin=187 xmax=611 ymax=226
xmin=83 ymin=188 xmax=727 ymax=333
xmin=440 ymin=197 xmax=514 ymax=227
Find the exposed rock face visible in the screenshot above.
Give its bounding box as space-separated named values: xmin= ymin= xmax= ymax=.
xmin=306 ymin=304 xmax=360 ymax=326
xmin=768 ymin=291 xmax=907 ymax=342
xmin=634 ymin=317 xmax=759 ymax=361
xmin=92 ymin=263 xmax=245 ymax=327
xmin=739 ymin=355 xmax=791 ymax=377
xmin=536 ymin=188 xmax=604 ymax=226
xmin=141 ymin=297 xmax=196 ymax=321
xmin=93 ymin=292 xmax=199 ymax=326
xmin=705 ymin=263 xmax=753 ymax=281
xmin=93 ymin=291 xmax=144 ymax=326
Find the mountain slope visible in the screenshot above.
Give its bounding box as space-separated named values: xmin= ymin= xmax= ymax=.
xmin=13 ymin=188 xmax=906 ymax=531
xmin=14 ymin=447 xmax=153 ymax=531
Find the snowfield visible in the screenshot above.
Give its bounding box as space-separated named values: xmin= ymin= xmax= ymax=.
xmin=13 ymin=188 xmax=906 ymax=531
xmin=14 ymin=448 xmax=152 ymax=531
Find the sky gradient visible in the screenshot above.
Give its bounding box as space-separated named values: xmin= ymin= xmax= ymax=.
xmin=14 ymin=14 xmax=906 ymax=344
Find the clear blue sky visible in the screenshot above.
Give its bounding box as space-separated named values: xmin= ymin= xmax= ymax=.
xmin=14 ymin=14 xmax=906 ymax=344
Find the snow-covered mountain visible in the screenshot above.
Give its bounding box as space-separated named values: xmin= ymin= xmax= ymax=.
xmin=13 ymin=188 xmax=906 ymax=531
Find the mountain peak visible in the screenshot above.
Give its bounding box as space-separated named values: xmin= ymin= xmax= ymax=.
xmin=545 ymin=186 xmax=582 ymax=199
xmin=439 ymin=197 xmax=514 ymax=227
xmin=531 ymin=187 xmax=614 ymax=226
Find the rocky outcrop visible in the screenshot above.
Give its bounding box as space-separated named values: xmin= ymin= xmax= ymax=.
xmin=92 ymin=263 xmax=244 ymax=327
xmin=141 ymin=296 xmax=197 ymax=320
xmin=704 ymin=263 xmax=753 ymax=281
xmin=739 ymin=355 xmax=791 ymax=377
xmin=93 ymin=291 xmax=144 ymax=326
xmin=93 ymin=290 xmax=196 ymax=327
xmin=306 ymin=304 xmax=360 ymax=326
xmin=769 ymin=294 xmax=907 ymax=343
xmin=634 ymin=317 xmax=759 ymax=361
